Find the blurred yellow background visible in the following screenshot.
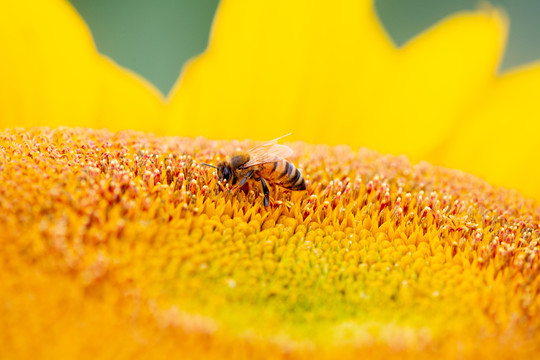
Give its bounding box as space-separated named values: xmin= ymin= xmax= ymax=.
xmin=68 ymin=0 xmax=540 ymax=95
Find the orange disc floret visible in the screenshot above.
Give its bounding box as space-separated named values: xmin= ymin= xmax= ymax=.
xmin=0 ymin=127 xmax=539 ymax=359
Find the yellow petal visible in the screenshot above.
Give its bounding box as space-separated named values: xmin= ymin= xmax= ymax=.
xmin=435 ymin=62 xmax=540 ymax=200
xmin=390 ymin=8 xmax=507 ymax=159
xmin=0 ymin=0 xmax=163 ymax=132
xmin=167 ymin=0 xmax=392 ymax=141
xmin=168 ymin=1 xmax=507 ymax=160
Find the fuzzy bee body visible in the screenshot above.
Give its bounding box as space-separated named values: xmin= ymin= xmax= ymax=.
xmin=205 ymin=135 xmax=306 ymax=207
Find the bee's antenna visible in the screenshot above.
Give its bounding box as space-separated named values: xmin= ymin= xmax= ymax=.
xmin=201 ymin=163 xmax=217 ymax=169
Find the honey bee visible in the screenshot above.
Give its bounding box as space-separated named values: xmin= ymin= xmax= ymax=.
xmin=202 ymin=134 xmax=306 ymax=207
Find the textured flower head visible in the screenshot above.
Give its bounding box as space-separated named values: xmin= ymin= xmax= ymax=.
xmin=1 ymin=127 xmax=540 ymax=359
xmin=1 ymin=1 xmax=540 ymax=359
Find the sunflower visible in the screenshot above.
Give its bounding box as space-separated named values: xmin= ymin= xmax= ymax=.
xmin=0 ymin=0 xmax=539 ymax=359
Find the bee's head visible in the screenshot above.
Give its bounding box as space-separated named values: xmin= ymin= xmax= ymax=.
xmin=216 ymin=161 xmax=232 ymax=183
xmin=201 ymin=161 xmax=233 ymax=184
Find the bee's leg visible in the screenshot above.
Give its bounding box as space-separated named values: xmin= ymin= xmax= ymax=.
xmin=236 ymin=169 xmax=254 ymax=188
xmin=260 ymin=178 xmax=270 ymax=207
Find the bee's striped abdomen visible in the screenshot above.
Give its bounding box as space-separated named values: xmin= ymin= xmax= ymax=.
xmin=286 ymin=163 xmax=306 ymax=190
xmin=261 ymin=159 xmax=305 ymax=191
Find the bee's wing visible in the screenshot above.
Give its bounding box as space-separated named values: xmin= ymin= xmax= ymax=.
xmin=241 ymin=134 xmax=292 ymax=168
xmin=246 ymin=133 xmax=291 ymax=152
xmin=242 ymin=144 xmax=294 ymax=168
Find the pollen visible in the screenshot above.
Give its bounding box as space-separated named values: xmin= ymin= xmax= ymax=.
xmin=1 ymin=127 xmax=539 ymax=359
